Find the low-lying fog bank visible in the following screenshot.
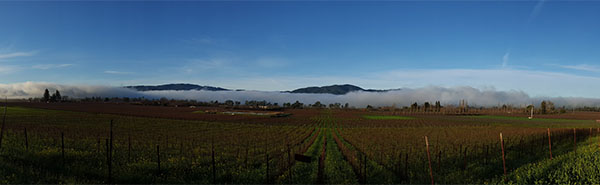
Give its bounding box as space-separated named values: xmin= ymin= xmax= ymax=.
xmin=2 ymin=82 xmax=600 ymax=108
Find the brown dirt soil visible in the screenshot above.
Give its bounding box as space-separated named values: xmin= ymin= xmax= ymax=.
xmin=6 ymin=102 xmax=321 ymax=124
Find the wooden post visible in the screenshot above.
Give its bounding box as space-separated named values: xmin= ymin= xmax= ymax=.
xmin=106 ymin=139 xmax=112 ymax=184
xmin=500 ymin=133 xmax=507 ymax=181
xmin=485 ymin=145 xmax=489 ymax=165
xmin=110 ymin=120 xmax=113 ymax=157
xmin=364 ymin=154 xmax=367 ymax=183
xmin=109 ymin=120 xmax=113 ymax=182
xmin=425 ymin=136 xmax=434 ymax=185
xmin=574 ymin=128 xmax=577 ymax=153
xmin=287 ymin=144 xmax=292 ymax=183
xmin=24 ymin=128 xmax=28 ymax=151
xmin=463 ymin=147 xmax=468 ymax=170
xmin=180 ymin=140 xmax=183 ymax=155
xmin=437 ymin=150 xmax=441 ymax=172
xmin=212 ymin=139 xmax=216 ymax=184
xmin=0 ymin=98 xmax=7 ymax=151
xmin=597 ymin=128 xmax=600 ymax=148
xmin=61 ymin=132 xmax=65 ymax=167
xmin=128 ymin=134 xmax=131 ymax=162
xmin=359 ymin=153 xmax=363 ymax=183
xmin=157 ymin=145 xmax=161 ymax=174
xmin=547 ymin=128 xmax=552 ymax=160
xmin=265 ymin=154 xmax=270 ymax=184
xmin=404 ymin=152 xmax=409 ymax=182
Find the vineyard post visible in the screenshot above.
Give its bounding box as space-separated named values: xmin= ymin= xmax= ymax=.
xmin=128 ymin=134 xmax=131 ymax=162
xmin=437 ymin=150 xmax=441 ymax=172
xmin=0 ymin=97 xmax=7 ymax=151
xmin=179 ymin=140 xmax=183 ymax=155
xmin=598 ymin=128 xmax=600 ymax=148
xmin=109 ymin=119 xmax=114 ymax=183
xmin=157 ymin=145 xmax=161 ymax=174
xmin=404 ymin=151 xmax=409 ymax=182
xmin=485 ymin=145 xmax=489 ymax=165
xmin=212 ymin=138 xmax=216 ymax=184
xmin=287 ymin=143 xmax=292 ymax=183
xmin=244 ymin=141 xmax=249 ymax=168
xmin=106 ymin=139 xmax=112 ymax=184
xmin=61 ymin=132 xmax=65 ymax=168
xmin=547 ymin=128 xmax=552 ymax=160
xmin=24 ymin=128 xmax=28 ymax=151
xmin=574 ymin=128 xmax=577 ymax=153
xmin=109 ymin=120 xmax=113 ymax=167
xmin=363 ymin=153 xmax=367 ymax=183
xmin=425 ymin=136 xmax=434 ymax=185
xmin=265 ymin=153 xmax=270 ymax=184
xmin=463 ymin=147 xmax=468 ymax=170
xmin=396 ymin=152 xmax=402 ymax=177
xmin=500 ymin=133 xmax=507 ymax=181
xmin=359 ymin=153 xmax=363 ymax=183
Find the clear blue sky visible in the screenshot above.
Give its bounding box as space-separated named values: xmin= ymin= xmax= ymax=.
xmin=1 ymin=1 xmax=599 ymax=97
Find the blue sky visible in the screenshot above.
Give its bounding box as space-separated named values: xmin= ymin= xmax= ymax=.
xmin=1 ymin=1 xmax=600 ymax=98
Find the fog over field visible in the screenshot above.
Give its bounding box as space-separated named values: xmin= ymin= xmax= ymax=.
xmin=2 ymin=82 xmax=600 ymax=108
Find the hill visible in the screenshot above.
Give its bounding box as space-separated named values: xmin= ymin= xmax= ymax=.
xmin=289 ymin=84 xmax=390 ymax=95
xmin=125 ymin=83 xmax=230 ymax=91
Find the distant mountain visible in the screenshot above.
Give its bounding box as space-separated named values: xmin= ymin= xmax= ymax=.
xmin=125 ymin=83 xmax=230 ymax=91
xmin=125 ymin=83 xmax=397 ymax=94
xmin=289 ymin=84 xmax=392 ymax=95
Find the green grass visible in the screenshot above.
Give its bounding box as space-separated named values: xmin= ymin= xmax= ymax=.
xmin=277 ymin=130 xmax=323 ymax=184
xmin=471 ymin=115 xmax=591 ymax=123
xmin=490 ymin=136 xmax=600 ymax=184
xmin=362 ymin=115 xmax=414 ymax=120
xmin=466 ymin=115 xmax=597 ymax=128
xmin=323 ymin=129 xmax=358 ymax=184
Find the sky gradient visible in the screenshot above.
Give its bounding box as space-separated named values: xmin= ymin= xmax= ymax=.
xmin=1 ymin=1 xmax=599 ymax=98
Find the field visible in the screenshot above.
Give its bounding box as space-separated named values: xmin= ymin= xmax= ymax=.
xmin=1 ymin=102 xmax=600 ymax=184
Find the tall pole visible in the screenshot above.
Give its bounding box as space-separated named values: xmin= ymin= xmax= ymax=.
xmin=425 ymin=136 xmax=434 ymax=185
xmin=0 ymin=97 xmax=7 ymax=150
xmin=547 ymin=128 xmax=552 ymax=160
xmin=500 ymin=133 xmax=507 ymax=181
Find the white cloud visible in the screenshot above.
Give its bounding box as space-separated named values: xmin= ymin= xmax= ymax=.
xmin=0 ymin=51 xmax=36 ymax=60
xmin=375 ymin=68 xmax=600 ymax=98
xmin=0 ymin=82 xmax=140 ymax=99
xmin=553 ymin=64 xmax=600 ymax=72
xmin=32 ymin=64 xmax=73 ymax=70
xmin=0 ymin=65 xmax=19 ymax=74
xmin=104 ymin=70 xmax=133 ymax=75
xmin=528 ymin=0 xmax=546 ymax=23
xmin=502 ymin=51 xmax=510 ymax=68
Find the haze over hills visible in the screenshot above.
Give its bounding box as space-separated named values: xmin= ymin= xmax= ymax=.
xmin=125 ymin=83 xmax=396 ymax=95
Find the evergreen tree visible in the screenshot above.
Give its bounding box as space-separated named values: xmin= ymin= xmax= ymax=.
xmin=55 ymin=90 xmax=62 ymax=102
xmin=424 ymin=102 xmax=431 ymax=112
xmin=43 ymin=89 xmax=50 ymax=102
